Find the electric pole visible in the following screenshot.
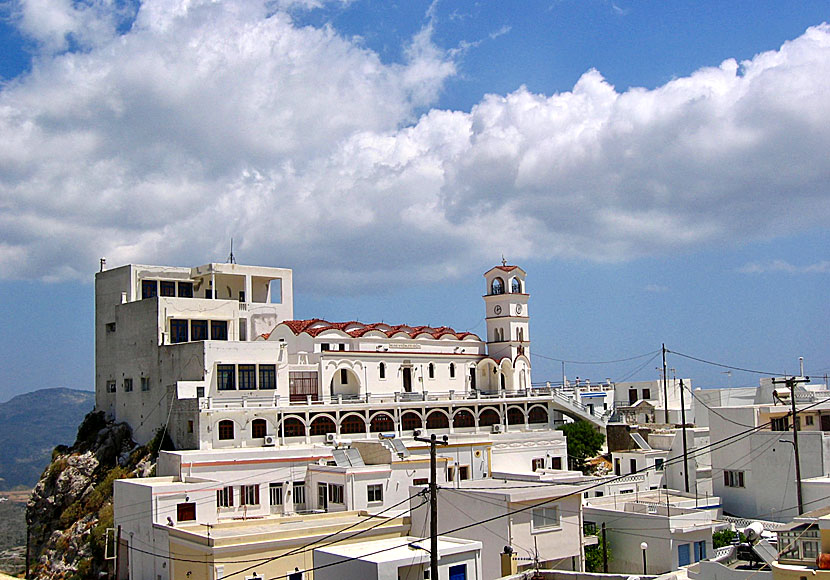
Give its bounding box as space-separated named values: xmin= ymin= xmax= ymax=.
xmin=415 ymin=432 xmax=448 ymax=580
xmin=773 ymin=375 xmax=810 ymax=514
xmin=679 ymin=379 xmax=690 ymax=493
xmin=663 ymin=342 xmax=669 ymax=425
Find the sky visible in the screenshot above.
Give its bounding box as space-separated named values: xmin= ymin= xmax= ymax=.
xmin=1 ymin=0 xmax=829 ymax=402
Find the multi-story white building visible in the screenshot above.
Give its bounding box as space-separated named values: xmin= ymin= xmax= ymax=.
xmin=96 ymin=262 xmax=555 ymax=450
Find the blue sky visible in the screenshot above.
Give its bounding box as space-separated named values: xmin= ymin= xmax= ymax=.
xmin=1 ymin=0 xmax=829 ymax=401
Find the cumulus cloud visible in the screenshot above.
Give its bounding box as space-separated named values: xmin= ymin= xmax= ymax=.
xmin=738 ymin=260 xmax=830 ymax=274
xmin=1 ymin=2 xmax=830 ymax=290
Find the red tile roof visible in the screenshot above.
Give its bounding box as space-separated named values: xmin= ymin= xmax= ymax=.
xmin=278 ymin=319 xmax=479 ymax=340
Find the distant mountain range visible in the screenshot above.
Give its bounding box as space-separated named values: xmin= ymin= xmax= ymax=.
xmin=0 ymin=388 xmax=94 ymax=490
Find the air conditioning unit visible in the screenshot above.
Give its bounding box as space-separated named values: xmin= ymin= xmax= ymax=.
xmin=491 ymin=424 xmax=504 ymax=434
xmin=263 ymin=435 xmax=276 ymax=446
xmin=325 ymin=433 xmax=337 ymax=444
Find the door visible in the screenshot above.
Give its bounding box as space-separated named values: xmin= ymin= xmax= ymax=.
xmin=449 ymin=564 xmax=466 ymax=580
xmin=317 ymin=483 xmax=328 ymax=510
xmin=403 ymin=368 xmax=412 ymax=392
xmin=678 ymin=543 xmax=691 ymax=567
xmin=821 ymin=414 xmax=830 ymax=432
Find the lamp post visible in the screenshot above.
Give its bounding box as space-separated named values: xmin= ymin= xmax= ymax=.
xmin=640 ymin=542 xmax=648 ymax=575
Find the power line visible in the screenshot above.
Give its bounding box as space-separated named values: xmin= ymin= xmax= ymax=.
xmin=666 ymin=349 xmax=786 ymax=376
xmin=531 ymin=350 xmax=661 ymax=365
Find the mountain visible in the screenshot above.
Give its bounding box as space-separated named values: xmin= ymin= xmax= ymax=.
xmin=0 ymin=388 xmax=94 ymax=490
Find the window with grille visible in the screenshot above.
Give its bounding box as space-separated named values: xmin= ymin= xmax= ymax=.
xmin=252 ymin=419 xmax=267 ymax=438
xmin=191 ymin=320 xmax=208 ymax=341
xmin=293 ymin=482 xmax=306 ymax=506
xmin=217 ymin=486 xmax=234 ymax=508
xmin=123 ymin=378 xmax=133 ymax=392
xmin=531 ymin=506 xmax=560 ymax=530
xmin=289 ymin=372 xmax=319 ymax=402
xmin=141 ymin=377 xmax=150 ymax=391
xmin=367 ymin=484 xmax=383 ymax=503
xmin=269 ymin=483 xmax=283 ymax=506
xmin=259 ymin=365 xmax=276 ymax=390
xmin=106 ymin=381 xmax=116 ymax=393
xmin=239 ymin=364 xmax=256 ymax=390
xmin=723 ymin=470 xmax=745 ymax=488
xmin=217 ymin=364 xmax=236 ymax=390
xmin=532 ymin=458 xmax=545 ymax=472
xmin=328 ymin=484 xmax=344 ymax=504
xmin=218 ymin=420 xmax=234 ymax=440
xmin=241 ymin=485 xmax=260 ymax=506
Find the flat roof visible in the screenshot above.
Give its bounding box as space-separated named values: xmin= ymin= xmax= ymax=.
xmin=315 ymin=535 xmax=480 ymax=564
xmin=445 ymin=478 xmax=587 ymax=503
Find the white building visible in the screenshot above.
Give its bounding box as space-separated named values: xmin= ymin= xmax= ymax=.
xmin=313 ymin=536 xmax=482 ymax=580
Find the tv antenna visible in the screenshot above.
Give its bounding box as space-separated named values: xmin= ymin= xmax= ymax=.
xmin=226 ymin=238 xmax=236 ymax=264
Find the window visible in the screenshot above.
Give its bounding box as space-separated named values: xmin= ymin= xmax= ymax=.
xmin=449 ymin=564 xmax=467 ymax=580
xmin=491 ymin=278 xmax=504 ymax=295
xmin=413 ymin=478 xmax=428 ymax=486
xmin=806 ymin=415 xmax=815 ymax=426
xmin=511 ymin=278 xmax=521 ymax=293
xmin=177 ymin=502 xmax=196 ymax=522
xmin=642 ymin=388 xmax=651 ymax=400
xmin=630 ymin=458 xmax=637 ymax=473
xmin=532 ymin=458 xmax=545 ymax=472
xmin=449 ymin=363 xmax=455 ymax=378
xmin=160 ymin=281 xmax=176 ymax=297
xmin=269 ymin=483 xmax=283 ymax=506
xmin=141 ymin=280 xmax=157 ymax=299
xmin=447 ymin=466 xmax=456 ymax=482
xmin=724 ymin=470 xmax=745 ymax=488
xmin=239 ymin=291 xmax=245 ymax=302
xmin=211 ymin=320 xmax=228 ymax=340
xmin=217 ymin=364 xmax=236 ymax=390
xmin=191 ymin=320 xmax=208 ymax=341
xmin=293 ymin=482 xmax=306 ymax=506
xmin=340 ymin=368 xmax=348 ymax=384
xmin=197 ymin=387 xmax=205 ymax=398
xmin=288 ymin=570 xmax=302 ymax=580
xmin=252 ymin=419 xmax=267 ymax=438
xmin=218 ymin=420 xmax=235 ymax=440
xmin=694 ymin=540 xmax=707 ymax=562
xmin=106 ymin=380 xmax=116 ymax=393
xmin=187 ymin=420 xmax=194 ymax=433
xmin=123 ymin=378 xmax=133 ymax=392
xmin=551 ymin=457 xmax=562 ymax=470
xmin=458 ymin=466 xmax=470 ymax=480
xmin=241 ymin=485 xmax=260 ymax=506
xmin=106 ymin=322 xmax=116 ymax=333
xmin=178 ymin=282 xmax=193 ymax=297
xmin=239 ymin=364 xmax=256 ymax=390
xmin=289 ymin=372 xmax=319 ymax=402
xmin=379 ymin=362 xmax=386 ymax=379
xmin=628 ymin=389 xmax=638 ymax=404
xmin=655 ymin=458 xmax=664 ymax=471
xmin=217 ymin=486 xmax=234 ymax=508
xmin=328 ymin=484 xmax=344 ymax=504
xmin=531 ymin=506 xmax=560 ymax=530
xmin=771 ymin=416 xmax=790 ymax=431
xmin=367 ymin=484 xmax=383 ymax=503
xmin=170 ymin=319 xmax=189 ymax=343
xmin=428 ymin=363 xmax=435 ymax=379
xmin=321 ymin=343 xmax=331 ymax=351
xmin=259 ymin=365 xmax=276 ymax=390
xmin=141 ymin=377 xmax=151 ymax=391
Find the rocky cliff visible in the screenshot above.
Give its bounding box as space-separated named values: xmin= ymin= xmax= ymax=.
xmin=26 ymin=411 xmax=170 ymax=579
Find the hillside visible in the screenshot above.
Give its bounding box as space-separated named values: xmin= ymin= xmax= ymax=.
xmin=0 ymin=388 xmax=94 ymax=490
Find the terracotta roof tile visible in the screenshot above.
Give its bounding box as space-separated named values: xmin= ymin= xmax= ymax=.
xmin=276 ymin=319 xmax=479 ymax=341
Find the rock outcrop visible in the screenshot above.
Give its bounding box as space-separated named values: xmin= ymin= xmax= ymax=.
xmin=26 ymin=411 xmax=171 ymax=579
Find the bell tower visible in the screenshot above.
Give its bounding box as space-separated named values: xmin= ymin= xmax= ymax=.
xmin=483 ymin=262 xmax=530 ymax=365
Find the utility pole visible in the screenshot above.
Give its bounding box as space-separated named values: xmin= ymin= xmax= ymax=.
xmin=414 ymin=432 xmax=448 ymax=580
xmin=680 ymin=379 xmax=690 ymax=494
xmin=663 ymin=342 xmax=669 ymax=425
xmin=114 ymin=525 xmax=122 ymax=580
xmin=773 ymin=375 xmax=810 ymax=514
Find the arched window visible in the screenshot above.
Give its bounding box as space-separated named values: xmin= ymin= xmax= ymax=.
xmin=491 ymin=277 xmax=504 ymax=295
xmin=507 ymin=408 xmax=524 ymax=425
xmin=511 ymin=278 xmax=521 ymax=293
xmin=426 ymin=412 xmax=449 ymax=429
xmin=478 ymin=408 xmax=500 ymax=426
xmin=218 ymin=420 xmax=234 ymax=440
xmin=282 ymin=417 xmax=305 ymax=437
xmin=370 ymin=414 xmax=394 ymax=433
xmin=310 ymin=416 xmax=336 ymax=436
xmin=428 ymin=363 xmax=435 ymax=379
xmin=453 ymin=410 xmax=475 ymax=428
xmin=341 ymin=415 xmax=366 ymax=434
xmin=402 ymin=412 xmax=422 ymax=431
xmin=528 ymin=406 xmax=548 ymax=424
xmin=251 ymin=418 xmax=267 ymax=438
xmin=449 ymin=363 xmax=455 ymax=378
xmin=379 ymin=362 xmax=386 ymax=379
xmin=518 ymin=328 xmax=524 ymax=342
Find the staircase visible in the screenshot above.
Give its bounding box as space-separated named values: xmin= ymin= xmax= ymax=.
xmin=550 ymin=389 xmax=612 ymax=429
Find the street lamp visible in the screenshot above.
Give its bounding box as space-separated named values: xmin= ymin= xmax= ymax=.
xmin=640 ymin=542 xmax=648 ymax=574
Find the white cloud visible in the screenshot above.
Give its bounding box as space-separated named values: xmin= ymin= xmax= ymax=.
xmin=738 ymin=260 xmax=830 ymax=274
xmin=1 ymin=3 xmax=830 ymax=290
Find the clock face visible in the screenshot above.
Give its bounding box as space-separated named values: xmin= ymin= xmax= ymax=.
xmin=516 ymin=304 xmax=523 ymax=314
xmin=494 ymin=305 xmax=502 ymax=315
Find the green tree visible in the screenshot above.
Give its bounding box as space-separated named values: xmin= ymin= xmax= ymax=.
xmin=556 ymin=420 xmax=605 ymax=473
xmin=585 ymin=533 xmax=611 ymax=572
